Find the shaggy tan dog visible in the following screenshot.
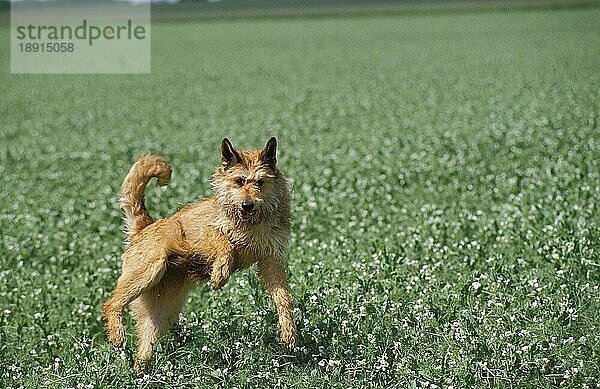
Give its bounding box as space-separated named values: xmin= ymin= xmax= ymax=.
xmin=102 ymin=137 xmax=296 ymax=371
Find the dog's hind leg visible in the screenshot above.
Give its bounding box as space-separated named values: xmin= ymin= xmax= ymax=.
xmin=130 ymin=270 xmax=193 ymax=371
xmin=102 ymin=250 xmax=167 ymax=348
xmin=102 ymin=220 xmax=184 ymax=348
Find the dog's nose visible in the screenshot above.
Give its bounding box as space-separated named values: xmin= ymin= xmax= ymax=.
xmin=241 ymin=199 xmax=255 ymax=212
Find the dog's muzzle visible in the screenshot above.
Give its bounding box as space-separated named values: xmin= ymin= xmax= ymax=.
xmin=240 ymin=199 xmax=255 ymax=220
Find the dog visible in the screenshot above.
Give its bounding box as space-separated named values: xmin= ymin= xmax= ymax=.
xmin=102 ymin=137 xmax=296 ymax=371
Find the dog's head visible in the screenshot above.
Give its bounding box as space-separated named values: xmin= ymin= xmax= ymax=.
xmin=212 ymin=137 xmax=288 ymax=224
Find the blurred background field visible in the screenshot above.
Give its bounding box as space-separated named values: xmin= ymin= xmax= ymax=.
xmin=1 ymin=0 xmax=600 ymax=22
xmin=148 ymin=0 xmax=600 ymax=19
xmin=0 ymin=1 xmax=599 ymax=388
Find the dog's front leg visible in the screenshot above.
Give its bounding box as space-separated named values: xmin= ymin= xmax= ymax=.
xmin=210 ymin=253 xmax=234 ymax=290
xmin=257 ymin=257 xmax=297 ymax=349
xmin=196 ymin=229 xmax=235 ymax=290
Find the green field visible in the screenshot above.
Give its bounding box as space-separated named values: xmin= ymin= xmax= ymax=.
xmin=1 ymin=7 xmax=599 ymax=388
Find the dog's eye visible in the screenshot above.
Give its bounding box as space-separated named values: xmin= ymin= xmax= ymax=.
xmin=256 ymin=179 xmax=264 ymax=187
xmin=235 ymin=178 xmax=245 ymax=186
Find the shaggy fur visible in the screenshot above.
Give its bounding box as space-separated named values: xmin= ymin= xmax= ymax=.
xmin=102 ymin=137 xmax=296 ymax=371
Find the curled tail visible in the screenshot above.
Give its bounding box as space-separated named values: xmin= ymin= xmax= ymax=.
xmin=120 ymin=155 xmax=171 ymax=239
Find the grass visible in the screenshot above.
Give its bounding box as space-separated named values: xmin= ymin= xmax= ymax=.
xmin=1 ymin=7 xmax=600 ymax=388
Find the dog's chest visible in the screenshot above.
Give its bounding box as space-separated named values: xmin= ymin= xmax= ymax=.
xmin=231 ymin=225 xmax=288 ymax=270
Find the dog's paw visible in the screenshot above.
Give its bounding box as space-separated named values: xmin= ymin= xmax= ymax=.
xmin=210 ymin=262 xmax=231 ymax=290
xmin=133 ymin=359 xmax=148 ymax=373
xmin=280 ymin=325 xmax=297 ymax=350
xmin=103 ymin=307 xmax=125 ymax=347
xmin=210 ymin=276 xmax=227 ymax=290
xmin=106 ymin=319 xmax=125 ymax=347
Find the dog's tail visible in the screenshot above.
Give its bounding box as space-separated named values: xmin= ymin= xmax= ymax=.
xmin=120 ymin=155 xmax=171 ymax=240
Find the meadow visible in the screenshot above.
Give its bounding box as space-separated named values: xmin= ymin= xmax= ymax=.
xmin=0 ymin=7 xmax=599 ymax=388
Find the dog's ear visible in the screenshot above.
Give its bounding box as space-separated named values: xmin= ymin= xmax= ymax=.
xmin=260 ymin=137 xmax=277 ymax=168
xmin=221 ymin=138 xmax=241 ymax=168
